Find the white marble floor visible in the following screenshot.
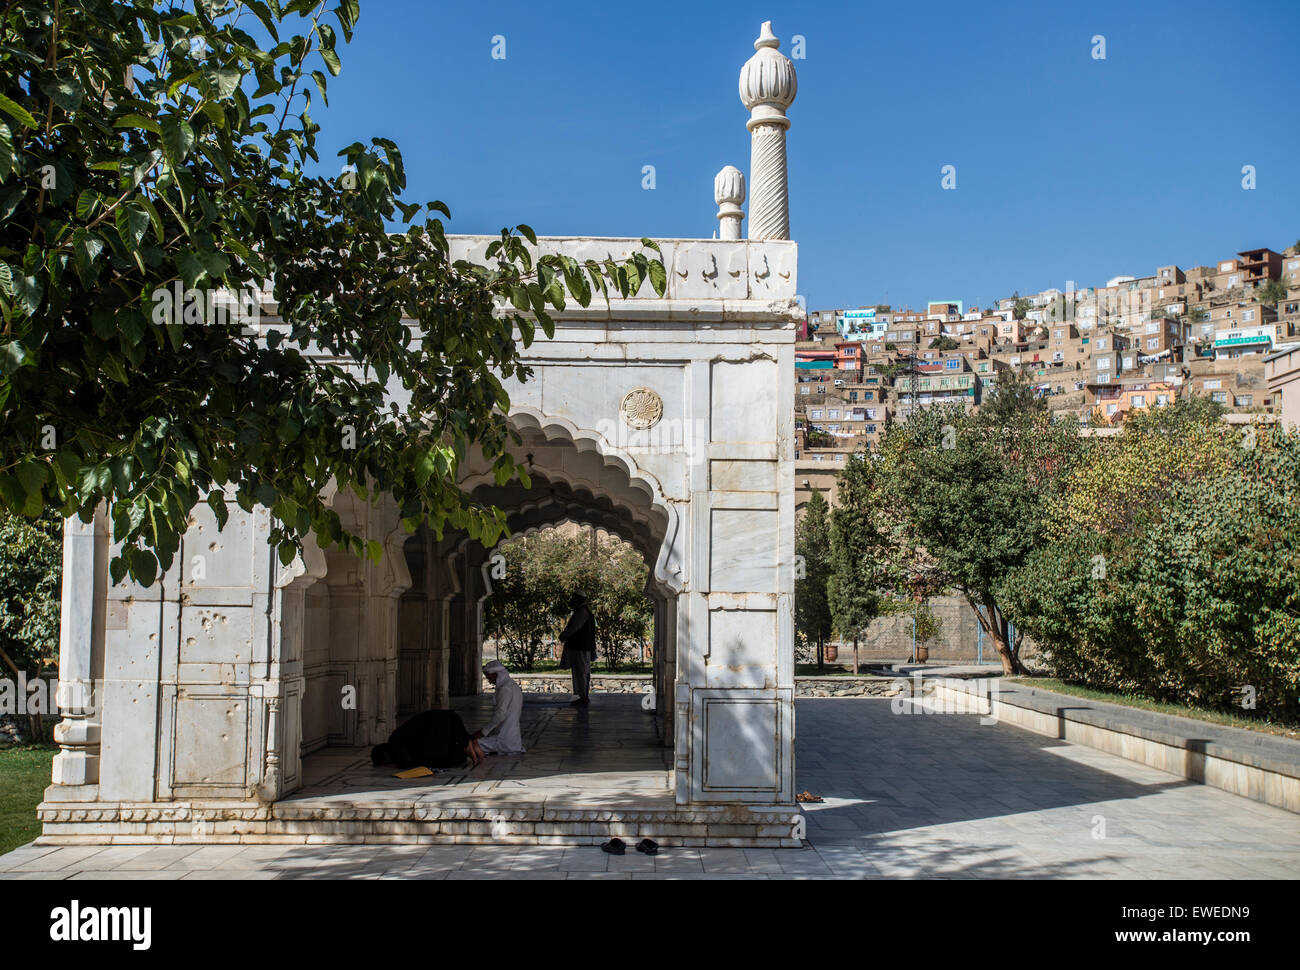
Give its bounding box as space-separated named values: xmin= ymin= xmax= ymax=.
xmin=284 ymin=692 xmax=674 ymax=815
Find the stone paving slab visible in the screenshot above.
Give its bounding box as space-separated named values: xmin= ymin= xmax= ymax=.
xmin=6 ymin=698 xmax=1300 ymax=878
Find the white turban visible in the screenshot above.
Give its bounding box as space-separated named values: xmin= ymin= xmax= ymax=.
xmin=483 ymin=660 xmax=507 ymax=675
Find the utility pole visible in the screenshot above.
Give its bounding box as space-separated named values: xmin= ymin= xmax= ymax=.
xmin=910 ymin=605 xmax=917 ymax=665
xmin=910 ymin=345 xmax=918 ymax=419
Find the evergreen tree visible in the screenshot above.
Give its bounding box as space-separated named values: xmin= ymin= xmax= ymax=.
xmin=794 ymin=489 xmax=833 ymax=667
xmin=827 ymin=453 xmax=892 ymax=670
xmin=979 ymin=367 xmax=1047 ymax=424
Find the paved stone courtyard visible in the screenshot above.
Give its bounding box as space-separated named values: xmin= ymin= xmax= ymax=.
xmin=3 ymin=697 xmax=1297 ymax=879
xmin=286 ymin=693 xmax=673 ymax=817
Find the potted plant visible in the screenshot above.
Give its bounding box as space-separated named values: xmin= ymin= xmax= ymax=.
xmin=914 ymin=604 xmax=942 ymax=663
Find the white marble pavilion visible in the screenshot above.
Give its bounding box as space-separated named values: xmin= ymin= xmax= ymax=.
xmin=39 ymin=22 xmax=802 ymax=847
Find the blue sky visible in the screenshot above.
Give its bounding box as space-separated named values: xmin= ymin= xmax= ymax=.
xmin=311 ymin=0 xmax=1300 ymax=313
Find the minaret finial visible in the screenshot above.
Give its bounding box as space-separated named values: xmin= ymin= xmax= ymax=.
xmin=738 ymin=21 xmax=797 ymax=240
xmin=714 ymin=165 xmax=745 ymax=240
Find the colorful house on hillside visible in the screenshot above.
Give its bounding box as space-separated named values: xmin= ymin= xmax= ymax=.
xmin=1091 ymin=379 xmax=1177 ymax=423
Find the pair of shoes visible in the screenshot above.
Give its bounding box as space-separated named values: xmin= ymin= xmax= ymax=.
xmin=601 ymin=838 xmax=626 ymax=855
xmin=635 ymin=839 xmax=658 ymax=856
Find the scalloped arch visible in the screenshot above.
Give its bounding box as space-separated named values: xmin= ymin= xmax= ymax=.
xmin=458 ymin=406 xmax=684 ymax=594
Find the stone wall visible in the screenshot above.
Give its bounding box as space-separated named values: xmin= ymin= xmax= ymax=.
xmin=501 ymin=673 xmax=910 ymax=698
xmin=818 ymin=593 xmax=1039 ymax=664
xmin=491 ymin=674 xmax=652 ymax=695
xmin=794 ymin=677 xmax=907 ymax=697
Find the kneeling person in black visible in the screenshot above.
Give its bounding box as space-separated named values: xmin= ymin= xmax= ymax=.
xmin=371 ymin=709 xmax=484 ymax=771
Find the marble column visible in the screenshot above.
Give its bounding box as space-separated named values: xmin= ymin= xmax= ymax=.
xmin=49 ymin=509 xmax=107 ymax=788
xmin=739 ymin=21 xmax=797 ymax=241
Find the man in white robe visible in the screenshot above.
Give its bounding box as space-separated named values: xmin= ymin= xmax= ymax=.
xmin=473 ymin=660 xmax=525 ymax=754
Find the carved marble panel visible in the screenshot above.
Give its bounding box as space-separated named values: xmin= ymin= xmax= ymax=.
xmin=711 ymin=359 xmax=778 ymax=443
xmin=710 ymin=509 xmax=778 ymax=593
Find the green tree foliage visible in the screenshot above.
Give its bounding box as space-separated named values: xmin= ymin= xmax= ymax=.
xmin=484 ymin=528 xmax=650 ymax=672
xmin=876 ymin=399 xmax=1083 ymax=674
xmin=927 ymin=336 xmax=958 ymax=351
xmin=585 ymin=537 xmax=652 ymax=672
xmin=1011 ymin=292 xmax=1030 ymax=320
xmin=0 ymin=508 xmax=61 ymax=741
xmin=1053 ymin=396 xmax=1229 ymax=533
xmin=484 ymin=535 xmax=560 ymax=671
xmin=826 ymin=452 xmax=896 ymax=650
xmin=1256 ymin=277 xmax=1288 ymax=308
xmin=979 ymin=367 xmax=1047 ymax=423
xmin=1003 ymin=406 xmax=1300 ymax=721
xmin=0 ymin=0 xmax=665 ymax=586
xmin=914 ymin=603 xmax=941 ymax=645
xmin=0 ymin=508 xmax=60 ymax=677
xmin=794 ymin=489 xmax=832 ymax=657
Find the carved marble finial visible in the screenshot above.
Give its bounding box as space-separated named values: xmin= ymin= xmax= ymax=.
xmin=738 ymin=21 xmax=796 ymax=241
xmin=739 ymin=21 xmax=797 ymax=115
xmin=714 ymin=165 xmax=745 ymax=240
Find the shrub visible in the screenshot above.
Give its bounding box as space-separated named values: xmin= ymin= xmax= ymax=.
xmin=1005 ymin=419 xmax=1300 ymax=721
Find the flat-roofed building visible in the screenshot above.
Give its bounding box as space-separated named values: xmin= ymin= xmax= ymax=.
xmin=1266 ymin=345 xmax=1300 ymax=429
xmin=1237 ymin=248 xmax=1283 ymax=286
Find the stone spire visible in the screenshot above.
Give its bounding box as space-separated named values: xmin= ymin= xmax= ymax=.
xmin=738 ymin=21 xmax=796 ymax=240
xmin=714 ymin=165 xmax=745 ymax=240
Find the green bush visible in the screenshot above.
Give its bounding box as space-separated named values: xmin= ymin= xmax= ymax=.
xmin=0 ymin=510 xmax=62 ymax=743
xmin=484 ymin=528 xmax=651 ymax=672
xmin=0 ymin=509 xmax=62 ymax=676
xmin=1004 ymin=422 xmax=1300 ymax=721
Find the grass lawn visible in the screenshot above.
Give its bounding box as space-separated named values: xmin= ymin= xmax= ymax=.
xmin=0 ymin=746 xmax=55 ymax=856
xmin=1009 ymin=678 xmax=1300 ymax=740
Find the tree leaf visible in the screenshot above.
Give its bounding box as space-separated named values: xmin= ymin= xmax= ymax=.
xmin=647 ymin=258 xmax=667 ymax=296
xmin=112 ymin=113 xmax=161 ymax=135
xmin=39 ymin=73 xmax=85 ymax=113
xmin=161 ymin=115 xmax=196 ymax=165
xmin=75 ymin=189 xmax=101 ymax=220
xmin=319 ymin=47 xmax=341 ymax=76
xmin=0 ymin=123 xmax=11 ymax=181
xmin=13 ymin=274 xmax=43 ymax=316
xmin=207 ymin=68 xmax=242 ymax=100
xmin=72 ymin=230 xmax=106 ymax=284
xmin=414 ymin=451 xmax=435 ymax=487
xmin=0 ymin=91 xmax=38 ymax=128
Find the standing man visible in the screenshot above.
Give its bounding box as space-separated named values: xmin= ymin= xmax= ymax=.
xmin=474 ymin=660 xmax=525 ymax=754
xmin=558 ymin=591 xmax=597 ymax=706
